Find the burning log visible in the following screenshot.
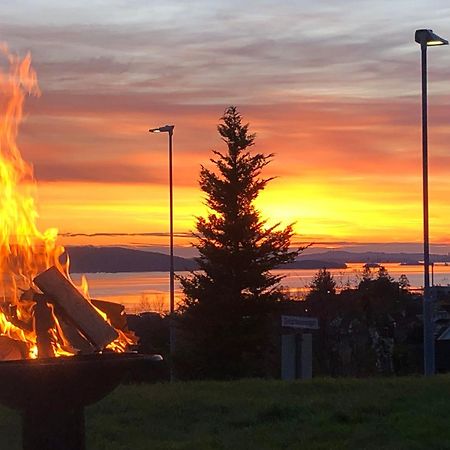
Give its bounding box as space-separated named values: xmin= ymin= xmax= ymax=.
xmin=21 ymin=289 xmax=93 ymax=355
xmin=92 ymin=299 xmax=127 ymax=331
xmin=0 ymin=336 xmax=27 ymax=360
xmin=57 ymin=317 xmax=95 ymax=354
xmin=33 ymin=295 xmax=55 ymax=358
xmin=1 ymin=303 xmax=32 ymax=333
xmin=34 ymin=267 xmax=118 ymax=350
xmin=1 ymin=291 xmax=35 ymax=333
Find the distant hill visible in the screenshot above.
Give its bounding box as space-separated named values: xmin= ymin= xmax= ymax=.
xmin=298 ymin=250 xmax=450 ymax=264
xmin=65 ymin=246 xmax=198 ymax=273
xmin=64 ymin=246 xmax=350 ymax=273
xmin=63 ymin=246 xmax=446 ymax=274
xmin=284 ymin=259 xmax=347 ymax=269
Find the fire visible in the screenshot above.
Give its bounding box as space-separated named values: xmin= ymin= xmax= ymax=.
xmin=0 ymin=45 xmax=134 ymax=360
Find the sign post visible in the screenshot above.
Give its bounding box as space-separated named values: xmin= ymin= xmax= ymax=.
xmin=281 ymin=315 xmax=318 ymax=380
xmin=281 ymin=316 xmax=319 ymax=330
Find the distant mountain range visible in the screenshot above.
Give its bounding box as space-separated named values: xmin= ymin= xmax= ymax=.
xmin=64 ymin=246 xmax=449 ymax=274
xmin=65 ymin=246 xmax=197 ymax=273
xmin=299 ymin=250 xmax=450 ymax=265
xmin=285 ymin=259 xmax=347 ymax=269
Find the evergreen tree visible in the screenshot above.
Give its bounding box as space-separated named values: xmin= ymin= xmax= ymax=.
xmin=177 ymin=106 xmax=299 ymax=379
xmin=305 ymin=268 xmax=337 ymax=374
xmin=307 ymin=268 xmax=337 ymax=301
xmin=377 ymin=265 xmax=393 ymax=281
xmin=361 ymin=263 xmax=373 ymax=282
xmin=398 ymin=274 xmax=410 ymax=291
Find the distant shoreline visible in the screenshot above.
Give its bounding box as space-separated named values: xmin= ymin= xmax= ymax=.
xmin=64 ymin=245 xmax=450 ymax=274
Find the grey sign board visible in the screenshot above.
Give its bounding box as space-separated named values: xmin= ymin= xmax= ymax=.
xmin=281 ymin=315 xmax=319 ymax=330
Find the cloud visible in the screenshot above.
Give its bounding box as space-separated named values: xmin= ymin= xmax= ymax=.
xmin=33 ymin=161 xmax=165 ymax=183
xmin=17 ymin=93 xmax=444 ymax=188
xmin=60 ymin=231 xmax=193 ymax=238
xmin=1 ymin=0 xmax=450 ymax=244
xmin=3 ymin=1 xmax=448 ymax=104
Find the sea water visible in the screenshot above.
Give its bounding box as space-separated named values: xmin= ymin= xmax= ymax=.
xmin=71 ymin=263 xmax=450 ymax=313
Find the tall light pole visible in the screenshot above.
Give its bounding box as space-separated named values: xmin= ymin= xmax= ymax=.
xmin=149 ymin=124 xmax=175 ymax=371
xmin=415 ymin=29 xmax=448 ymax=376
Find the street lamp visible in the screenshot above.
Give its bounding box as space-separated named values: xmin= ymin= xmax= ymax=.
xmin=149 ymin=124 xmax=175 ymax=314
xmin=415 ymin=29 xmax=448 ymax=376
xmin=149 ymin=124 xmax=175 ymax=370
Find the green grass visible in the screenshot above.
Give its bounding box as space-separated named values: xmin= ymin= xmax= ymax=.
xmin=3 ymin=376 xmax=450 ymax=449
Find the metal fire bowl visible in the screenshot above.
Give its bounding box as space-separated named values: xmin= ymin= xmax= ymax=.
xmin=0 ymin=352 xmax=163 ymax=411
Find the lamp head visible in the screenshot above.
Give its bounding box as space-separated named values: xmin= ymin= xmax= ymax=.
xmin=149 ymin=124 xmax=175 ymax=134
xmin=415 ymin=29 xmax=448 ymax=47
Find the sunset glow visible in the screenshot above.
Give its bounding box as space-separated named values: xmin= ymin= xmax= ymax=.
xmin=2 ymin=1 xmax=449 ymax=252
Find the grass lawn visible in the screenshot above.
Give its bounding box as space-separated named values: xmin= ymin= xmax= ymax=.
xmin=2 ymin=376 xmax=450 ymax=449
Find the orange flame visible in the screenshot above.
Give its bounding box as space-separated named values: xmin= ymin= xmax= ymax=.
xmin=0 ymin=45 xmax=134 ymax=359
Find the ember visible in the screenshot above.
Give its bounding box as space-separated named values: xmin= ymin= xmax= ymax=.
xmin=0 ymin=45 xmax=135 ymax=359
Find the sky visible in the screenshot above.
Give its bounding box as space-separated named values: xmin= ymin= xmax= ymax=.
xmin=2 ymin=0 xmax=450 ymax=254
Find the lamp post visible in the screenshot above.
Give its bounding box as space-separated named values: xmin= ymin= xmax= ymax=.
xmin=149 ymin=124 xmax=175 ymax=373
xmin=415 ymin=29 xmax=448 ymax=376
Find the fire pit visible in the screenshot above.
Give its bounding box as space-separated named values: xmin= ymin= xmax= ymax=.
xmin=0 ymin=267 xmax=165 ymax=450
xmin=0 ymin=43 xmax=166 ymax=450
xmin=0 ymin=352 xmax=163 ymax=450
xmin=0 ymin=352 xmax=162 ymax=410
xmin=0 ymin=265 xmax=166 ymax=450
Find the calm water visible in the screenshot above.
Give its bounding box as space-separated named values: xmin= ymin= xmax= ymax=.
xmin=72 ymin=263 xmax=450 ymax=313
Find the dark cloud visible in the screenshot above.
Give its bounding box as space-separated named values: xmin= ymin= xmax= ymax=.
xmin=60 ymin=231 xmax=193 ymax=238
xmin=2 ymin=2 xmax=446 ymax=104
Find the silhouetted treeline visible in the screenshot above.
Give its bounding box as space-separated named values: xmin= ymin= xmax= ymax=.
xmin=301 ymin=265 xmax=423 ymax=376
xmin=128 ymin=264 xmax=425 ymax=379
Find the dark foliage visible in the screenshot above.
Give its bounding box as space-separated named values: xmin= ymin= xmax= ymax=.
xmin=307 ymin=268 xmax=337 ymax=302
xmin=176 ymin=106 xmax=299 ymax=379
xmin=304 ymin=266 xmax=422 ymax=377
xmin=126 ymin=312 xmax=170 ymax=381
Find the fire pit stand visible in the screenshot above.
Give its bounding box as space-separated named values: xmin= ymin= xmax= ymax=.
xmin=0 ymin=352 xmax=163 ymax=450
xmin=23 ymin=408 xmax=85 ymax=450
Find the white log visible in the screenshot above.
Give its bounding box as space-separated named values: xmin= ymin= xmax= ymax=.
xmin=34 ymin=267 xmax=118 ymax=349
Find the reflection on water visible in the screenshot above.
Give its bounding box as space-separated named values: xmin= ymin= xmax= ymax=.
xmin=71 ymin=263 xmax=450 ymax=313
xmin=70 ymin=272 xmax=184 ymax=314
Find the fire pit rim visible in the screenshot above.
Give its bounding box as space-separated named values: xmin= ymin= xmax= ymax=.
xmin=0 ymin=351 xmax=164 ymax=411
xmin=0 ymin=351 xmax=162 ymax=368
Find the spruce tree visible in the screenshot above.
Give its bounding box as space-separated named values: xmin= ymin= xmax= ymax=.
xmin=307 ymin=268 xmax=337 ymax=301
xmin=177 ymin=106 xmax=298 ymax=379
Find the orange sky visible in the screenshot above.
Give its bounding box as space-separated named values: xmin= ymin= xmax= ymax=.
xmin=3 ymin=1 xmax=450 ymax=253
xmin=27 ymin=96 xmax=450 ymax=251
